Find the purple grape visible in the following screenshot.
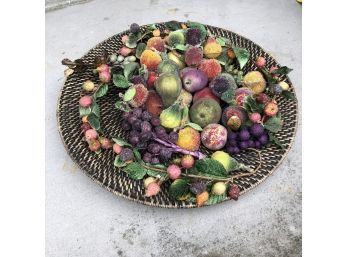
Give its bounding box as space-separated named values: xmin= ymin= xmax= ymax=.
xmin=151 ymin=157 xmax=160 ymax=164
xmin=148 ymin=143 xmax=161 ymax=154
xmin=119 ymin=148 xmax=134 ymax=162
xmin=121 ymin=121 xmax=131 ymax=131
xmin=231 ymin=146 xmax=240 ymax=154
xmin=132 ymin=120 xmax=142 ymax=131
xmin=127 ymin=115 xmax=137 ymax=124
xmin=157 ymin=132 xmax=169 ymax=141
xmin=259 ymin=134 xmax=269 ymax=145
xmin=122 ymin=111 xmax=131 ymax=120
xmin=254 ymin=141 xmax=262 ymax=149
xmin=154 ymin=126 xmax=166 ymax=136
xmin=151 ymin=117 xmax=161 ymax=127
xmin=140 ymin=131 xmax=152 ymax=142
xmin=168 ymin=131 xmax=178 ymax=144
xmin=141 ymin=110 xmax=152 ymax=121
xmin=239 ymin=129 xmax=250 ymax=141
xmin=239 ymin=141 xmax=249 ymax=150
xmin=159 ymin=148 xmax=172 ymax=162
xmin=136 ymin=141 xmax=148 ymax=149
xmin=229 ymin=140 xmax=238 ymax=147
xmin=143 ymin=152 xmax=152 ymax=163
xmin=226 ymin=146 xmax=234 ymax=155
xmin=132 ymin=108 xmax=143 ymax=118
xmin=250 ymin=123 xmax=265 ymax=137
xmin=227 ymin=132 xmax=238 ymax=141
xmin=141 ymin=121 xmax=152 ymax=133
xmin=248 ymin=139 xmax=255 ymax=149
xmin=129 ymin=130 xmax=139 ymax=138
xmin=189 ymin=181 xmax=206 ymax=195
xmin=129 ymin=134 xmax=139 ymax=146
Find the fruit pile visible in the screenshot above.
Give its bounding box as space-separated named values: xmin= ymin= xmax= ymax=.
xmin=63 ymin=21 xmax=295 ymax=207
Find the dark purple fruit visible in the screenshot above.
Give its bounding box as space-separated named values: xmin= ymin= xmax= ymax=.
xmin=259 ymin=134 xmax=269 ymax=145
xmin=132 ymin=107 xmax=143 ymax=118
xmin=151 ymin=117 xmax=161 ymax=126
xmin=130 ymin=23 xmax=140 ymax=33
xmin=121 ymin=121 xmax=131 ymax=131
xmin=141 ymin=121 xmax=152 ymax=133
xmin=168 ymin=131 xmax=178 ymax=144
xmin=250 ymin=123 xmax=265 ymax=137
xmin=143 ymin=152 xmax=152 ymax=163
xmin=239 ymin=129 xmax=250 ymax=141
xmin=239 ymin=141 xmax=249 ymax=150
xmin=227 ymin=132 xmax=238 ymax=141
xmin=189 ymin=180 xmax=206 ymax=195
xmin=119 ymin=148 xmax=134 ymax=162
xmin=141 ymin=110 xmax=152 ymax=121
xmin=132 ymin=120 xmax=142 ymax=131
xmin=229 ymin=184 xmax=240 ymax=200
xmin=151 ymin=157 xmax=160 ymax=164
xmin=129 ymin=134 xmax=139 ymax=145
xmin=148 ymin=143 xmax=161 ymax=154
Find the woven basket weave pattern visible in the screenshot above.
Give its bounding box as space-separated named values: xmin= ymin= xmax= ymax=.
xmin=57 ymin=22 xmax=298 ymax=208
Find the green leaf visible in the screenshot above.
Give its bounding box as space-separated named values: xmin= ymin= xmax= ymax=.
xmin=221 ymin=87 xmax=236 ymax=104
xmin=123 ymin=62 xmax=139 ymax=80
xmin=186 ymin=21 xmax=207 ymax=40
xmin=243 ymin=95 xmax=264 ymax=113
xmin=264 ymin=116 xmax=283 ymax=133
xmin=136 ymin=43 xmax=147 ymax=59
xmin=169 ymin=178 xmax=190 ymax=200
xmin=123 ymin=87 xmax=136 ymax=102
xmin=113 ymin=74 xmax=130 ymax=88
xmin=138 ymin=64 xmax=149 ymax=81
xmin=91 ymin=102 xmax=100 ymax=118
xmin=175 ymin=44 xmax=188 ymax=51
xmin=206 ymin=193 xmax=227 ymax=205
xmin=165 ymin=21 xmax=181 ymax=31
xmin=268 ymin=132 xmax=285 ymax=150
xmin=125 ymin=32 xmax=139 ymax=48
xmin=186 ymin=122 xmax=203 ymax=131
xmin=112 ymin=137 xmax=132 ymax=147
xmin=147 ymin=24 xmax=157 ymax=30
xmin=188 ymin=158 xmax=228 ymax=178
xmin=271 ymin=66 xmax=293 ymax=75
xmin=145 ymin=164 xmax=166 ymax=177
xmin=216 ymin=37 xmax=226 ymax=47
xmin=95 ymin=84 xmax=108 ymax=98
xmin=115 ymin=100 xmax=131 ymax=112
xmin=261 ymin=69 xmax=278 ymax=84
xmin=232 ymin=47 xmax=250 ymax=69
xmin=114 ymin=155 xmax=127 ymax=167
xmin=87 ymin=113 xmax=100 ymax=131
xmin=217 ymin=49 xmax=229 ymax=66
xmin=79 ymin=106 xmax=91 ymax=117
xmin=133 ymin=149 xmax=142 ymax=162
xmin=123 ymin=162 xmax=147 ymax=180
xmin=281 ymin=90 xmax=296 ymax=100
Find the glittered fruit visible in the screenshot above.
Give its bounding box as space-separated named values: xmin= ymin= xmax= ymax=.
xmin=80 ymin=123 xmax=91 ymax=133
xmin=189 ymin=98 xmax=222 ymax=128
xmin=221 ymin=106 xmax=248 ymax=126
xmin=145 ymin=182 xmax=160 ymax=197
xmin=193 ymin=87 xmax=220 ymax=104
xmin=155 ymin=72 xmax=182 ymax=108
xmin=147 ymin=36 xmax=165 ymax=52
xmin=145 ymin=90 xmax=163 ymax=116
xmin=227 ymin=115 xmax=241 ymax=131
xmin=180 ymin=67 xmax=208 ymax=93
xmin=256 ymin=93 xmax=270 ymax=104
xmin=249 ymin=112 xmax=262 ymax=123
xmin=79 ymin=95 xmax=92 ymax=107
xmin=177 ymin=89 xmax=193 ymax=106
xmin=198 ymin=59 xmax=221 ymax=81
xmin=186 ymin=28 xmax=201 ymax=45
xmin=235 ymin=87 xmax=253 ymax=106
xmin=181 ymin=155 xmax=195 ymax=169
xmin=168 ymin=51 xmax=186 ymax=69
xmin=118 ymin=46 xmax=132 ymax=57
xmin=167 ymin=164 xmax=181 ymax=180
xmin=99 ymin=137 xmax=111 ymax=149
xmin=140 ymin=49 xmax=162 ymax=71
xmin=264 ymin=101 xmax=279 ymax=117
xmin=144 ymin=177 xmax=156 ymax=188
xmin=212 ymin=182 xmax=227 ymax=195
xmin=229 ymin=184 xmax=240 ymax=200
xmin=96 ymin=64 xmax=109 ymax=73
xmin=196 ymin=191 xmax=209 ymax=207
xmin=112 ymin=143 xmax=122 ymax=154
xmin=209 ymin=73 xmax=237 ymax=99
xmin=201 ymin=124 xmax=227 ymax=150
xmin=85 ymin=129 xmax=98 ymax=140
xmin=185 ymin=46 xmax=203 ymax=66
xmin=88 ymin=139 xmax=101 ymax=151
xmin=255 ymin=56 xmax=266 ymax=69
xmin=152 ymin=29 xmax=161 ymax=37
xmin=243 ymin=71 xmax=266 ymax=94
xmin=157 ymin=59 xmax=179 ymax=75
xmin=160 ymin=102 xmax=183 ymax=129
xmin=279 ymin=81 xmax=290 ymax=91
xmin=211 ymin=151 xmax=234 ymax=172
xmin=99 ymin=71 xmax=111 ymax=83
xmin=82 ymin=80 xmax=95 ymax=92
xmin=167 ymin=30 xmax=186 ymax=47
xmin=203 ymin=37 xmax=222 ymax=59
xmin=129 ymin=84 xmax=149 ymax=108
xmin=147 ymin=71 xmax=158 ymax=89
xmin=177 ymin=127 xmax=201 ymax=151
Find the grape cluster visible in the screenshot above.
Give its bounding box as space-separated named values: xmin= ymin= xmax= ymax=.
xmin=225 ymin=123 xmax=269 ymax=155
xmin=121 ymin=108 xmax=178 ymax=164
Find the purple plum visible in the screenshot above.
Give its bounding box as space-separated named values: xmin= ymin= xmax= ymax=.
xmin=180 ymin=67 xmax=208 ymax=93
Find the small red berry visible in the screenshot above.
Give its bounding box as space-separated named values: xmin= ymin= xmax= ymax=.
xmin=79 ymin=95 xmax=93 ymax=107
xmin=255 ymin=56 xmax=266 ymax=69
xmin=97 ymin=64 xmax=109 ymax=73
xmin=264 ymin=101 xmax=279 ymax=117
xmin=229 ymin=184 xmax=240 ymax=200
xmin=80 ymin=123 xmax=91 ymax=133
xmin=249 ymin=113 xmax=262 ymax=123
xmin=167 ymin=164 xmax=181 ymax=180
xmin=99 ymin=71 xmax=111 ymax=83
xmin=256 ymin=93 xmax=270 ymax=104
xmin=145 ymin=182 xmax=160 ymax=197
xmin=181 ymin=155 xmax=195 ymax=169
xmin=112 ymin=143 xmax=122 ymax=154
xmin=88 ymin=139 xmax=101 ymax=152
xmin=85 ymin=129 xmax=98 ymax=140
xmin=99 ymin=137 xmax=112 ymax=149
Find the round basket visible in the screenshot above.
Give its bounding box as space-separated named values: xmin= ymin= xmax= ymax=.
xmin=57 ymin=22 xmax=298 ymax=208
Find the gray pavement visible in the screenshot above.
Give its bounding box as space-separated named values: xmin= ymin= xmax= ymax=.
xmin=46 ymin=0 xmax=302 ymax=256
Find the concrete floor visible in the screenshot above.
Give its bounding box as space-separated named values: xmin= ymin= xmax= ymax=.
xmin=45 ymin=0 xmax=302 ymax=256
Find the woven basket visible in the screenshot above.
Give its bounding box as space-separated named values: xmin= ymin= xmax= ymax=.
xmin=57 ymin=22 xmax=298 ymax=208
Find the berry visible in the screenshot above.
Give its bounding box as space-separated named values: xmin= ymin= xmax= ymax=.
xmin=99 ymin=71 xmax=111 ymax=83
xmin=132 ymin=120 xmax=142 ymax=131
xmin=279 ymin=81 xmax=290 ymax=91
xmin=130 ymin=75 xmax=147 ymax=86
xmin=159 ymin=148 xmax=172 ymax=162
xmin=259 ymin=133 xmax=269 ymax=145
xmin=226 ymin=146 xmax=234 ymax=155
xmin=148 ymin=143 xmax=161 ymax=154
xmin=181 ymin=155 xmax=195 ymax=169
xmin=85 ymin=129 xmax=98 ymax=140
xmin=80 ymin=123 xmax=91 ymax=133
xmin=157 ymin=132 xmax=169 ymax=141
xmin=130 ymin=23 xmax=140 ymax=33
xmin=198 ymin=59 xmax=222 ymax=81
xmin=140 ymin=131 xmax=152 ymax=142
xmin=122 ymin=111 xmax=131 ymax=120
xmin=141 ymin=121 xmax=152 ymax=133
xmin=127 ymin=115 xmax=137 ymax=124
xmin=249 ymin=113 xmax=261 ymax=123
xmin=248 ymin=140 xmax=256 ymax=149
xmin=185 ymin=46 xmax=203 ymax=67
xmin=264 ymin=102 xmax=279 ymax=117
xmin=270 ymin=84 xmax=283 ymax=95
xmin=151 ymin=117 xmax=161 ymax=126
xmin=196 ymin=191 xmax=209 ymax=207
xmin=88 ymin=139 xmax=101 ymax=151
xmin=255 ymin=56 xmax=266 ymax=69
xmin=79 ymin=95 xmax=93 ymax=107
xmin=256 ymin=93 xmax=270 ymax=104
xmin=137 ymin=141 xmax=148 ymax=149
xmin=152 ymin=29 xmax=161 ymax=37
xmin=239 ymin=141 xmax=249 ymax=150
xmin=119 ymin=148 xmax=134 ymax=162
xmin=250 ymin=123 xmax=265 ymax=137
xmin=132 ymin=108 xmax=143 ymax=118
xmin=254 ymin=141 xmax=262 ymax=149
xmin=129 ymin=84 xmax=149 ymax=108
xmin=141 ymin=110 xmax=152 ymax=121
xmin=145 ymin=182 xmax=160 ymax=197
xmin=239 ymin=129 xmax=250 ymax=141
xmin=97 ymin=64 xmax=109 ymax=73
xmin=143 ymin=152 xmax=152 ymax=163
xmin=118 ymin=46 xmax=132 ymax=57
xmin=229 ymin=184 xmax=240 ymax=200
xmin=154 ymin=126 xmax=166 ymax=136
xmin=168 ymin=131 xmax=178 ymax=144
xmin=113 ymin=143 xmax=122 ymax=154
xmin=99 ymin=137 xmax=112 ymax=149
xmin=167 ymin=164 xmax=181 ymax=180
xmin=129 ymin=134 xmax=139 ymax=146
xmin=82 ymin=80 xmax=95 ymax=92
xmin=189 ymin=181 xmax=206 ymax=195
xmin=186 ymin=28 xmax=201 ymax=45
xmin=229 ymin=140 xmax=238 ymax=147
xmin=227 ymin=132 xmax=238 ymax=141
xmin=144 ymin=177 xmax=156 ymax=188
xmin=121 ymin=121 xmax=131 ymax=131
xmin=151 ymin=157 xmax=160 ymax=164
xmin=212 ymin=182 xmax=227 ymax=195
